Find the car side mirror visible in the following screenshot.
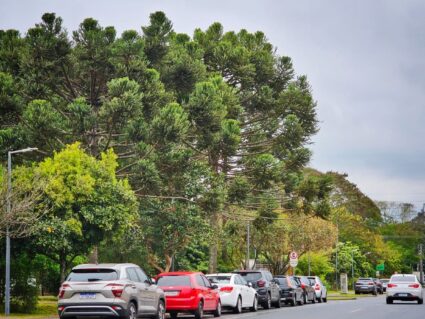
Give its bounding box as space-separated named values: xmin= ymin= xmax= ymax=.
xmin=150 ymin=278 xmax=156 ymax=284
xmin=248 ymin=282 xmax=253 ymax=288
xmin=211 ymin=284 xmax=218 ymax=290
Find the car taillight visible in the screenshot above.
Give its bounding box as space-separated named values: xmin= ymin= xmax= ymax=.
xmin=257 ymin=280 xmax=266 ymax=288
xmin=220 ymin=286 xmax=234 ymax=292
xmin=409 ymin=284 xmax=420 ymax=288
xmin=106 ymin=283 xmax=124 ymax=297
xmin=315 ymin=284 xmax=321 ymax=291
xmin=387 ymin=283 xmax=397 ymax=288
xmin=368 ymin=282 xmax=374 ymax=286
xmin=58 ymin=284 xmax=70 ymax=299
xmin=301 ymin=283 xmax=306 ymax=289
xmin=58 ymin=306 xmax=65 ymax=312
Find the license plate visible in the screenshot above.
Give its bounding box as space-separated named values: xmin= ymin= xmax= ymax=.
xmin=361 ymin=286 xmax=368 ymax=289
xmin=80 ymin=293 xmax=96 ymax=299
xmin=398 ymin=294 xmax=407 ymax=297
xmin=165 ymin=291 xmax=179 ymax=296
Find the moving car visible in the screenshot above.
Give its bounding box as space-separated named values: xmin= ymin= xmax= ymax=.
xmin=386 ymin=274 xmax=423 ymax=304
xmin=295 ymin=276 xmax=316 ymax=303
xmin=156 ymin=271 xmax=221 ymax=319
xmin=354 ymin=278 xmax=377 ymax=295
xmin=57 ymin=263 xmax=165 ymax=319
xmin=206 ymin=273 xmax=258 ymax=313
xmin=232 ymin=270 xmax=280 ymax=309
xmin=274 ymin=275 xmax=304 ymax=306
xmin=308 ymin=276 xmax=328 ymax=303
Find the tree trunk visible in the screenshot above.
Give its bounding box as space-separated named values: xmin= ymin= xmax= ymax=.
xmin=88 ymin=245 xmax=98 ymax=264
xmin=60 ymin=258 xmax=67 ymax=283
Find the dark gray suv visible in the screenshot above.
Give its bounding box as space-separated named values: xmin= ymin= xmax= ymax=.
xmin=232 ymin=270 xmax=280 ymax=309
xmin=58 ymin=263 xmax=165 ymax=319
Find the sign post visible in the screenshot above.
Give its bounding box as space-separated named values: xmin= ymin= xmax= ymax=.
xmin=289 ymin=251 xmax=298 ymax=274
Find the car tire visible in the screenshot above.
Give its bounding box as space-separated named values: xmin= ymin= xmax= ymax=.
xmin=213 ymin=300 xmax=221 ymax=317
xmin=418 ymin=298 xmax=423 ymax=304
xmin=386 ymin=297 xmax=393 ymax=304
xmin=250 ymin=295 xmax=258 ymax=312
xmin=323 ymin=296 xmax=327 ymax=303
xmin=126 ymin=302 xmax=137 ymax=319
xmin=312 ymin=294 xmax=316 ymax=304
xmin=273 ymin=294 xmax=281 ymax=308
xmin=318 ymin=294 xmax=323 ymax=303
xmin=233 ymin=296 xmax=242 ymax=314
xmin=297 ymin=295 xmax=304 ymax=306
xmin=194 ymin=301 xmax=204 ymax=319
xmin=263 ymin=293 xmax=272 ymax=309
xmin=153 ymin=300 xmax=166 ymax=319
xmin=290 ymin=298 xmax=296 ymax=306
xmin=170 ymin=312 xmax=178 ymax=319
xmin=355 ymin=291 xmax=359 ymax=295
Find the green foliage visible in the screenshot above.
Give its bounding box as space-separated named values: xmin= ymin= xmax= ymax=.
xmin=297 ymin=251 xmax=334 ymax=278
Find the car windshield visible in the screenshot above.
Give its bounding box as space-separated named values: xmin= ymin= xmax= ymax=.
xmin=391 ymin=275 xmax=416 ymax=282
xmin=67 ymin=269 xmax=118 ymax=282
xmin=157 ymin=275 xmax=191 ymax=286
xmin=237 ymin=272 xmax=262 ymax=282
xmin=207 ymin=276 xmax=231 ymax=284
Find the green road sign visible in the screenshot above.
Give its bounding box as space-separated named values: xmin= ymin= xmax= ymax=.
xmin=376 ymin=264 xmax=385 ymax=271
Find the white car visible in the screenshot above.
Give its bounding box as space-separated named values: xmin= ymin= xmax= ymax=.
xmin=308 ymin=276 xmax=327 ymax=302
xmin=386 ymin=274 xmax=423 ymax=304
xmin=206 ymin=273 xmax=258 ymax=313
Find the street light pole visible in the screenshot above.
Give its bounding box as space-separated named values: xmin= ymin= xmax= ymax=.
xmin=351 ymin=250 xmax=355 ymax=292
xmin=5 ymin=147 xmax=37 ymax=316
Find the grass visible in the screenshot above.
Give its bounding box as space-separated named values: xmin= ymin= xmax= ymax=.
xmin=327 ymin=290 xmax=380 ymax=300
xmin=0 ymin=296 xmax=58 ymax=319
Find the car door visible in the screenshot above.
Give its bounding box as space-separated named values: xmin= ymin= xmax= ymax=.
xmin=201 ymin=275 xmax=216 ymax=310
xmin=135 ymin=267 xmax=158 ymax=313
xmin=236 ymin=275 xmax=253 ymax=308
xmin=126 ymin=267 xmax=154 ymax=314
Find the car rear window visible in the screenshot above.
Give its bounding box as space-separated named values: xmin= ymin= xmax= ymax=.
xmin=237 ymin=272 xmax=262 ymax=282
xmin=67 ymin=269 xmax=118 ymax=282
xmin=358 ymin=278 xmax=372 ymax=281
xmin=207 ymin=276 xmax=230 ymax=284
xmin=391 ymin=275 xmax=416 ymax=282
xmin=275 ymin=277 xmax=289 ymax=287
xmin=157 ymin=275 xmax=191 ymax=287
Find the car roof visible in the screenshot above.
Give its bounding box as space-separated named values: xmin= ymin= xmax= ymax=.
xmin=72 ymin=263 xmax=137 ymax=270
xmin=206 ymin=273 xmax=233 ymax=276
xmin=158 ymin=271 xmax=202 ymax=276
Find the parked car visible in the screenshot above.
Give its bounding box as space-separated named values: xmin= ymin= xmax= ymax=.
xmin=307 ymin=276 xmax=328 ymax=303
xmin=232 ymin=270 xmax=280 ymax=309
xmin=295 ymin=276 xmax=316 ymax=303
xmin=156 ymin=271 xmax=221 ymax=319
xmin=274 ymin=276 xmax=304 ymax=306
xmin=373 ymin=278 xmax=384 ymax=294
xmin=57 ymin=263 xmax=166 ymax=319
xmin=354 ymin=278 xmax=377 ymax=295
xmin=206 ymin=273 xmax=258 ymax=313
xmin=381 ymin=278 xmax=390 ymax=292
xmin=386 ymin=274 xmax=423 ymax=304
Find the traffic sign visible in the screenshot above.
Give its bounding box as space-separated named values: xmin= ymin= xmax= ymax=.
xmin=376 ymin=264 xmax=385 ymax=271
xmin=290 ymin=251 xmax=298 ymax=260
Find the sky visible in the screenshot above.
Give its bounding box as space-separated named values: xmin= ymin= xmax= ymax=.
xmin=1 ymin=0 xmax=425 ymax=209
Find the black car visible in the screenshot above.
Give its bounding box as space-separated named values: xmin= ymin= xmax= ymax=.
xmin=354 ymin=278 xmax=377 ymax=295
xmin=233 ymin=270 xmax=281 ymax=309
xmin=274 ymin=276 xmax=304 ymax=306
xmin=295 ymin=276 xmax=316 ymax=303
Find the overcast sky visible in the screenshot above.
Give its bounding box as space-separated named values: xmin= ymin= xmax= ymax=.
xmin=1 ymin=0 xmax=425 ymax=209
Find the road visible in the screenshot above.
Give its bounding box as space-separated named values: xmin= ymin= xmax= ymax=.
xmin=208 ymin=295 xmax=424 ymax=319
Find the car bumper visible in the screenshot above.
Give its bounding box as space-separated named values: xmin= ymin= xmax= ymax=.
xmin=256 ymin=288 xmax=269 ymax=303
xmin=165 ymin=296 xmax=198 ymax=311
xmin=387 ymin=289 xmax=422 ymax=300
xmin=355 ymin=287 xmax=375 ymax=293
xmin=58 ymin=303 xmax=127 ymax=318
xmin=218 ymin=292 xmax=238 ymax=308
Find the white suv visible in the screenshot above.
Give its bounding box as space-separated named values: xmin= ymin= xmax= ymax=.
xmin=58 ymin=263 xmax=165 ymax=319
xmin=386 ymin=274 xmax=423 ymax=304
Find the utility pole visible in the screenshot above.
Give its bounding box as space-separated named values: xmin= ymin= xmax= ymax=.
xmin=246 ymin=221 xmax=250 ymax=270
xmin=351 ymin=250 xmax=355 ymax=291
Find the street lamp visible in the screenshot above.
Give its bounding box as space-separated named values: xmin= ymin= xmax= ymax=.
xmin=5 ymin=147 xmax=38 ymax=316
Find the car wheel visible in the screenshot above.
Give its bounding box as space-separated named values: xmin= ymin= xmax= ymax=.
xmin=386 ymin=297 xmax=393 ymax=304
xmin=312 ymin=294 xmax=316 ymax=304
xmin=318 ymin=294 xmax=323 ymax=303
xmin=263 ymin=293 xmax=272 ymax=309
xmin=355 ymin=291 xmax=359 ymax=295
xmin=213 ymin=301 xmax=221 ymax=317
xmin=153 ymin=300 xmax=166 ymax=319
xmin=170 ymin=312 xmax=178 ymax=319
xmin=126 ymin=302 xmax=137 ymax=319
xmin=233 ymin=296 xmax=242 ymax=314
xmin=418 ymin=298 xmax=423 ymax=304
xmin=250 ymin=295 xmax=258 ymax=312
xmin=194 ymin=301 xmax=204 ymax=319
xmin=323 ymin=296 xmax=327 ymax=303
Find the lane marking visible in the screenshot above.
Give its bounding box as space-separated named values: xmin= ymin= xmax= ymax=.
xmin=350 ymin=308 xmax=362 ymax=313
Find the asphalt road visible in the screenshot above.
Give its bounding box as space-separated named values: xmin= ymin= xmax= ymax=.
xmin=206 ymin=295 xmax=424 ymax=319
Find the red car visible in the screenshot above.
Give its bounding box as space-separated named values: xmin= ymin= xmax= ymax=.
xmin=156 ymin=271 xmax=221 ymax=319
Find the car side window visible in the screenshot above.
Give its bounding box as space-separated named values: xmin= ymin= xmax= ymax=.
xmin=202 ymin=275 xmax=212 ymax=288
xmin=196 ymin=275 xmax=206 ymax=287
xmin=126 ymin=268 xmax=140 ymax=282
xmin=239 ymin=275 xmax=247 ymax=285
xmin=234 ymin=275 xmax=241 ymax=285
xmin=265 ymin=272 xmax=273 ymax=281
xmin=135 ymin=267 xmax=149 ymax=283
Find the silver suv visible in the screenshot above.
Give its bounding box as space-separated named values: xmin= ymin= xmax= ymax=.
xmin=58 ymin=263 xmax=165 ymax=319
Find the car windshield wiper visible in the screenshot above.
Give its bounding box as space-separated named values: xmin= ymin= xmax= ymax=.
xmin=87 ymin=278 xmax=102 ymax=282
